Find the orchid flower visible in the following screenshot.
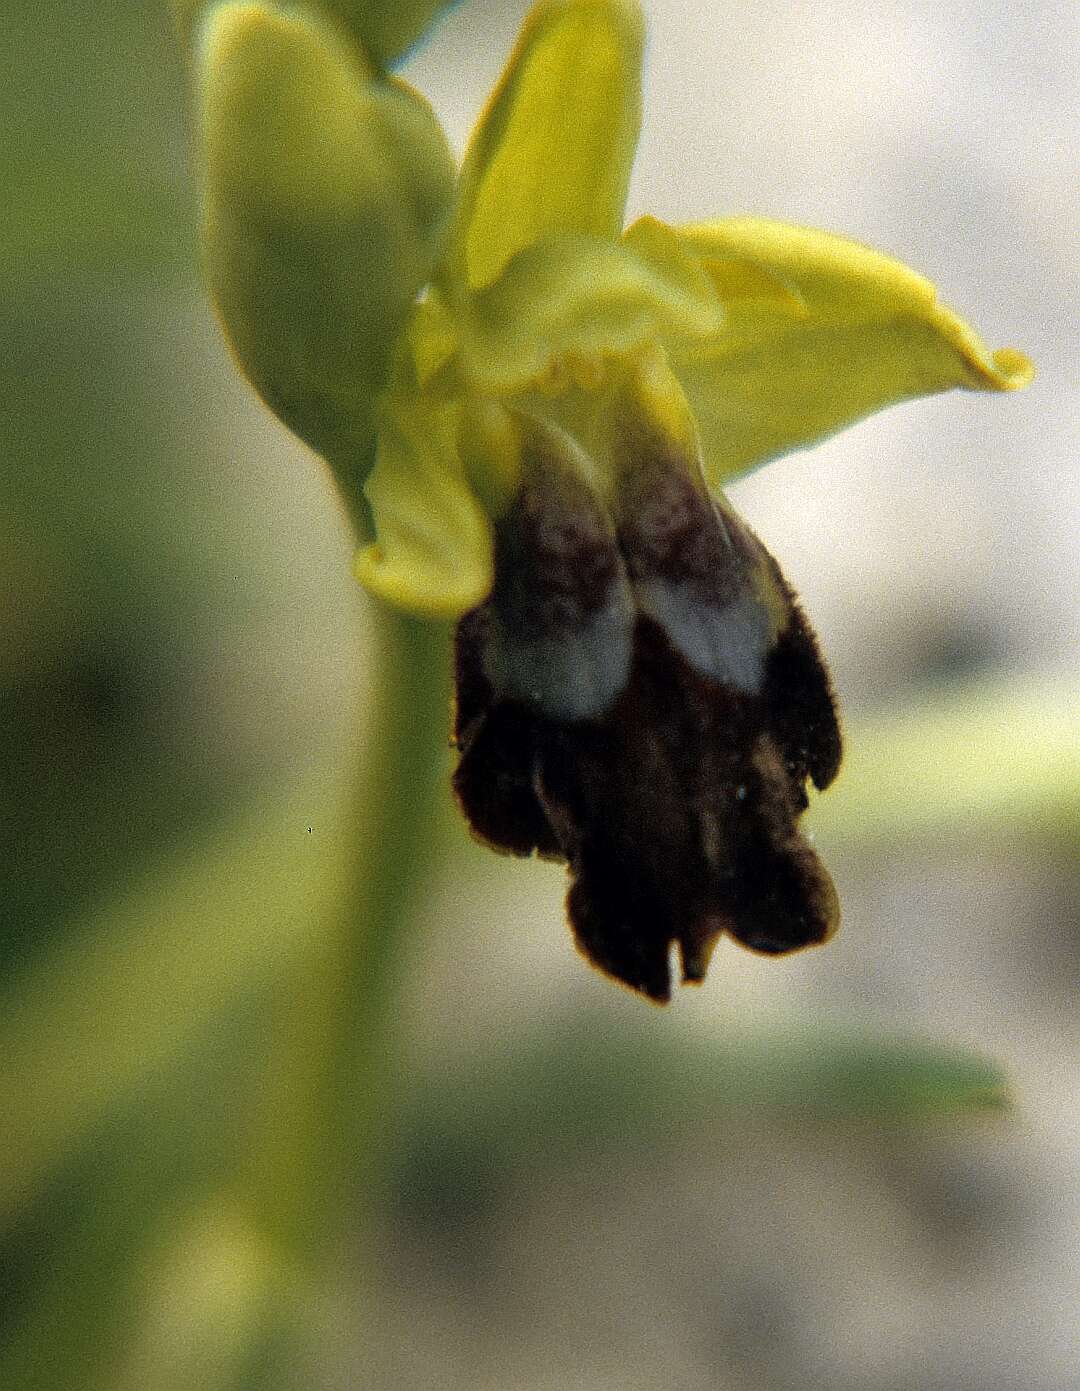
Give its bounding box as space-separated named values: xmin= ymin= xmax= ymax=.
xmin=195 ymin=0 xmax=1031 ymax=999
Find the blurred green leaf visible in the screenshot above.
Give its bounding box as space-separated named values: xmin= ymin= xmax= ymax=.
xmin=0 ymin=283 xmax=309 ymax=969
xmin=812 ymin=673 xmax=1080 ymax=849
xmin=1 ymin=0 xmax=193 ymax=285
xmin=1 ymin=616 xmax=453 ymax=1390
xmin=0 ymin=771 xmax=349 ymax=1226
xmin=393 ymin=1012 xmax=1008 ymax=1216
xmin=0 ymin=993 xmax=300 ymax=1391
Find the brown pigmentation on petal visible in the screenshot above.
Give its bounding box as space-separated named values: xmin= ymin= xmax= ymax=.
xmin=452 ymin=604 xmax=562 ymax=860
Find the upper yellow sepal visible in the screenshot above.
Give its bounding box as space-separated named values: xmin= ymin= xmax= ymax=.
xmin=446 ymin=0 xmax=644 ymax=292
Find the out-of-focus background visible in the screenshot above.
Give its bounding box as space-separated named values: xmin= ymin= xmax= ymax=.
xmin=3 ymin=1 xmax=1077 ymax=1388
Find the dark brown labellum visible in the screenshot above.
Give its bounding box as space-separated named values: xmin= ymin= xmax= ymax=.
xmin=452 ymin=428 xmax=842 ymax=1002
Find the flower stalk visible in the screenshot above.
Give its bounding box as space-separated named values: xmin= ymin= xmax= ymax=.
xmin=243 ymin=609 xmax=453 ymax=1268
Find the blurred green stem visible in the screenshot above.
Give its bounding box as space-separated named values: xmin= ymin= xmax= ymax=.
xmin=245 ymin=605 xmax=453 ymax=1268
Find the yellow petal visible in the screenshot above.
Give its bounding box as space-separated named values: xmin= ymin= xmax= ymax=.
xmin=625 ymin=216 xmax=1034 ymax=487
xmin=460 ymin=232 xmax=724 ymax=395
xmin=356 ymin=392 xmax=493 ymax=617
xmin=447 ymin=0 xmax=644 ymax=291
xmin=198 ymin=3 xmax=453 ymax=487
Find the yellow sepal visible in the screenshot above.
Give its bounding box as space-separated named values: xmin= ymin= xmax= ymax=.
xmin=626 ymin=216 xmax=1034 ymax=487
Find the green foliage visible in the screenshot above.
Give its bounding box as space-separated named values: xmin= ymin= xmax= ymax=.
xmin=394 ymin=1015 xmax=1008 ymax=1221
xmin=1 ymin=611 xmax=455 ymax=1387
xmin=1 ymin=730 xmax=1019 ymax=1387
xmin=813 ymin=673 xmax=1080 ymax=850
xmin=1 ymin=0 xmax=193 ymax=284
xmin=325 ymin=0 xmax=463 ymax=67
xmin=173 ymin=0 xmax=462 ymax=69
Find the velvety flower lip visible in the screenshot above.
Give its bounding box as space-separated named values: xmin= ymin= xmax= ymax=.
xmin=194 ymin=0 xmax=1033 ymax=998
xmin=452 ymin=388 xmax=843 ymax=1001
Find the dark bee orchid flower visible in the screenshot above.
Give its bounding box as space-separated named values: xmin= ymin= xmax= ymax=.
xmin=451 ymin=357 xmax=845 ymax=1000
xmin=196 ymin=0 xmax=1031 ymax=998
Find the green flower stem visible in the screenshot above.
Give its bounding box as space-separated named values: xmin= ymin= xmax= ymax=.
xmin=0 ymin=607 xmax=453 ymax=1387
xmin=244 ymin=605 xmax=453 ymax=1269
